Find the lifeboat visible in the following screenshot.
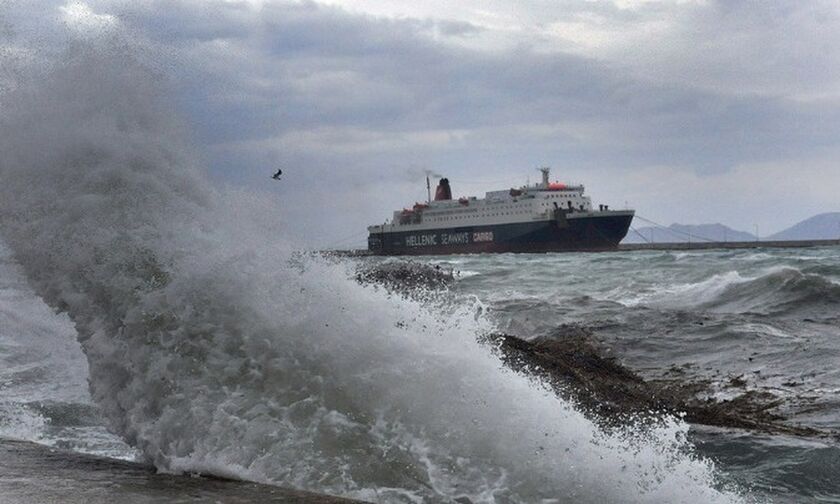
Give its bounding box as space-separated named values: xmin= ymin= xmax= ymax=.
xmin=548 ymin=182 xmax=567 ymax=191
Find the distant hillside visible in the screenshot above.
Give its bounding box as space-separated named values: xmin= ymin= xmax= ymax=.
xmin=623 ymin=223 xmax=756 ymax=244
xmin=768 ymin=213 xmax=840 ymax=240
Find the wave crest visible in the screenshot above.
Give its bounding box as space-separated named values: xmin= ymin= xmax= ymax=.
xmin=705 ymin=268 xmax=840 ymax=314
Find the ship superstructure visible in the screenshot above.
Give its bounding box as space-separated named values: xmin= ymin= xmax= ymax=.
xmin=368 ymin=168 xmax=634 ymax=255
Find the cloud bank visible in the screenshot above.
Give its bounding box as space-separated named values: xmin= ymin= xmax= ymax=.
xmin=4 ymin=0 xmax=840 ymax=244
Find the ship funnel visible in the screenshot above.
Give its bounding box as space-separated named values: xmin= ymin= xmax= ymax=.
xmin=434 ymin=178 xmax=452 ymax=201
xmin=540 ymin=167 xmax=550 ymax=187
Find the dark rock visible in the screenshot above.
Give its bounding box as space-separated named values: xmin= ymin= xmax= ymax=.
xmin=485 ymin=326 xmax=833 ymax=438
xmin=355 ymin=260 xmax=455 ymax=292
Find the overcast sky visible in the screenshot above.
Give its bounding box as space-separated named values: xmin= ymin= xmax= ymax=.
xmin=4 ymin=0 xmax=840 ymax=246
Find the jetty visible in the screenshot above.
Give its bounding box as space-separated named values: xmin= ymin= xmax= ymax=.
xmin=326 ymin=238 xmax=840 ymax=257
xmin=619 ymin=238 xmax=840 ymax=252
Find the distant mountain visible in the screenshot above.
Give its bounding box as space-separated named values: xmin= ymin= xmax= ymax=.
xmin=768 ymin=212 xmax=840 ymax=240
xmin=622 ymin=223 xmax=756 ymax=244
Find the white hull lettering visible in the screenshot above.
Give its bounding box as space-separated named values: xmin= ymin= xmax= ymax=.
xmin=473 ymin=231 xmax=494 ymax=243
xmin=406 ymin=234 xmax=438 ymax=247
xmin=441 ymin=232 xmax=470 ymax=245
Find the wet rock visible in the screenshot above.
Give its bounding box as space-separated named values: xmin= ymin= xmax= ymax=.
xmin=355 ymin=261 xmax=455 ymax=292
xmin=486 ymin=326 xmax=834 ymax=439
xmin=728 ymin=375 xmax=748 ymax=388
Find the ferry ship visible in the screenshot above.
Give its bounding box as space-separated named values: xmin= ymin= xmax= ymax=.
xmin=367 ymin=168 xmax=634 ymax=255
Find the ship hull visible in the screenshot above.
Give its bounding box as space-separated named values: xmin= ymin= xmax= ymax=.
xmin=368 ymin=212 xmax=634 ymax=255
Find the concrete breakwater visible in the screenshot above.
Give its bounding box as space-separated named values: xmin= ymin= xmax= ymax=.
xmin=618 ymin=238 xmax=840 ymax=251
xmin=327 ymin=239 xmax=840 ymax=256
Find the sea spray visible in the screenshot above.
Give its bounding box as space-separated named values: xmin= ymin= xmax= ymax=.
xmin=0 ymin=31 xmax=744 ymax=504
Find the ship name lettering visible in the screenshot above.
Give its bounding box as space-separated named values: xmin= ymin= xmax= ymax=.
xmin=442 ymin=232 xmax=470 ymax=245
xmin=405 ymin=234 xmax=438 ymax=247
xmin=473 ymin=231 xmax=494 ymax=242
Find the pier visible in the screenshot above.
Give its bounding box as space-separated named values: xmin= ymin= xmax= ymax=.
xmin=327 ymin=239 xmax=840 ymax=257
xmin=618 ymin=239 xmax=840 ymax=252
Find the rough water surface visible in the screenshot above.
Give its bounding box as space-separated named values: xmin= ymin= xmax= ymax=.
xmin=410 ymin=249 xmax=840 ymax=503
xmin=0 ymin=439 xmax=360 ymax=504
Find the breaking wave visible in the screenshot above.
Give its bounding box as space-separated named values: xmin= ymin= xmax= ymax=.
xmin=0 ymin=33 xmax=743 ymax=503
xmin=703 ymin=268 xmax=840 ymax=315
xmin=615 ymin=268 xmax=840 ymax=316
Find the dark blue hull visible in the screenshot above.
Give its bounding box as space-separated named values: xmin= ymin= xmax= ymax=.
xmin=368 ymin=212 xmax=634 ymax=255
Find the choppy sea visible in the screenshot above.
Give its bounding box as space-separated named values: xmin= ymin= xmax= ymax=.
xmin=3 ymin=239 xmax=839 ymax=503
xmin=434 ymin=248 xmax=840 ymax=502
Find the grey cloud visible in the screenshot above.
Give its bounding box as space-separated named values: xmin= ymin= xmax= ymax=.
xmin=612 ymin=0 xmax=840 ymax=98
xmin=105 ymin=0 xmax=254 ymax=42
xmin=166 ymin=1 xmax=835 ymax=171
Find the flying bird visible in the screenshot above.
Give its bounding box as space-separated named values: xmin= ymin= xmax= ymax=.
xmin=272 ymin=168 xmax=282 ymax=180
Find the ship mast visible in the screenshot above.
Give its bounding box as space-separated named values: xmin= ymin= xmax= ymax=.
xmin=426 ymin=175 xmax=431 ymax=203
xmin=539 ymin=167 xmax=550 ymax=188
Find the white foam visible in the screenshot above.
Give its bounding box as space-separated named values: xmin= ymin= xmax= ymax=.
xmin=608 ymin=271 xmax=747 ymax=308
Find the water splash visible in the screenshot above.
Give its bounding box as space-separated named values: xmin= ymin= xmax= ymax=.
xmin=0 ymin=30 xmax=743 ymax=504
